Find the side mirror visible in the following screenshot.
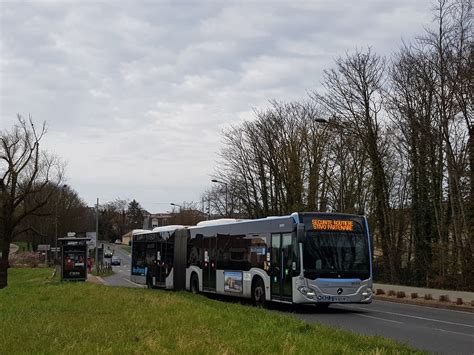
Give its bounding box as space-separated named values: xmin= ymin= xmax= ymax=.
xmin=296 ymin=223 xmax=305 ymax=243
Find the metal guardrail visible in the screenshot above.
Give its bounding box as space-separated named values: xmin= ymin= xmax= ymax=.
xmin=96 ymin=263 xmax=112 ymax=275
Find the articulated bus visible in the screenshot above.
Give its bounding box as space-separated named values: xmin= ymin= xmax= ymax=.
xmin=131 ymin=212 xmax=373 ymax=307
xmin=131 ymin=226 xmax=187 ymax=288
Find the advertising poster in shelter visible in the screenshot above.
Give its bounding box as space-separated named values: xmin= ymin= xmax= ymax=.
xmin=224 ymin=271 xmax=243 ymax=293
xmin=60 ymin=239 xmax=88 ymax=281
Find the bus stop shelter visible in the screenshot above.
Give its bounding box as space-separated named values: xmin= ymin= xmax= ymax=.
xmin=58 ymin=237 xmax=90 ymax=281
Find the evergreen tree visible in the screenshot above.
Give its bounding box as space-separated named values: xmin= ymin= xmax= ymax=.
xmin=127 ymin=199 xmax=144 ymax=229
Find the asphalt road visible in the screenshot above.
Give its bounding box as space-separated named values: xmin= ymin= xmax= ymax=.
xmin=282 ymin=300 xmax=474 ymax=354
xmin=101 ymin=243 xmax=144 ymax=288
xmin=96 ymin=244 xmax=473 ymax=353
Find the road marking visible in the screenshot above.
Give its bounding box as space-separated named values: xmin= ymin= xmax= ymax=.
xmin=340 ymin=305 xmax=474 ymax=328
xmin=357 ymin=313 xmax=403 ymax=324
xmin=375 ymin=299 xmax=474 ymax=315
xmin=434 ymin=328 xmax=474 ymax=338
xmin=123 ymin=278 xmax=146 ymax=288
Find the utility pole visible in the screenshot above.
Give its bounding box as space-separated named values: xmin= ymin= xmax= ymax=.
xmin=54 ymin=184 xmax=67 ymax=261
xmin=95 ymin=197 xmax=99 ymax=272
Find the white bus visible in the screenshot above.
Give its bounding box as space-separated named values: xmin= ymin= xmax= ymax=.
xmin=131 ymin=212 xmax=373 ymax=307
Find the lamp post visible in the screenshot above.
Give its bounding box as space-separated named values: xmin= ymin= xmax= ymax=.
xmin=95 ymin=197 xmax=99 ymax=272
xmin=54 ymin=184 xmax=68 ymax=261
xmin=211 ymin=179 xmax=228 ymax=217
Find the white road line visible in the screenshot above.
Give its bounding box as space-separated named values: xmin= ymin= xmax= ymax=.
xmin=375 ymin=299 xmax=474 ymax=315
xmin=357 ymin=313 xmax=404 ymax=324
xmin=340 ymin=305 xmax=474 ymax=328
xmin=434 ymin=328 xmax=474 ymax=338
xmin=123 ymin=277 xmax=146 ymax=288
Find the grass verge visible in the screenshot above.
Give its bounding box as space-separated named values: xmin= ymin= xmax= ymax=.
xmin=0 ymin=268 xmax=423 ymax=354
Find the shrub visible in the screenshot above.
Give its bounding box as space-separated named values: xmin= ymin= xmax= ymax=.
xmin=424 ymin=294 xmax=433 ymax=300
xmin=410 ymin=293 xmax=418 ymax=299
xmin=387 ymin=290 xmax=396 ymax=296
xmin=439 ymin=295 xmax=450 ymax=302
xmin=375 ymin=289 xmax=385 ymax=295
xmin=9 ymin=252 xmax=42 ymax=267
xmin=456 ymin=298 xmax=463 ymax=305
xmin=396 ymin=291 xmax=406 ymax=298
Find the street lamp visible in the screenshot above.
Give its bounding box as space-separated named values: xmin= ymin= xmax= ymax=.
xmin=54 ymin=184 xmax=68 ymax=261
xmin=211 ymin=179 xmax=228 ymax=217
xmin=314 ymin=118 xmax=329 ymax=123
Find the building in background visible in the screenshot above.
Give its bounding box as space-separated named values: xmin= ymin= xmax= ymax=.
xmin=143 ymin=213 xmax=172 ymax=229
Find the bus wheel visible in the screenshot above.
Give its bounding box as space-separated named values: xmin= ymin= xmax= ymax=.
xmin=252 ymin=278 xmax=266 ymax=307
xmin=190 ymin=273 xmax=199 ymax=294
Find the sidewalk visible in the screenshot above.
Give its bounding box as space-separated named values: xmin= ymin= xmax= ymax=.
xmin=86 ymin=273 xmax=104 ymax=285
xmin=374 ymin=282 xmax=474 ymax=304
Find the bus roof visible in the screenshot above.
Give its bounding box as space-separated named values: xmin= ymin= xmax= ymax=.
xmin=131 ymin=229 xmax=152 ymax=235
xmin=188 ymin=215 xmax=297 ymax=236
xmin=196 ymin=219 xmax=242 ymax=227
xmin=152 ymin=225 xmax=186 ymax=232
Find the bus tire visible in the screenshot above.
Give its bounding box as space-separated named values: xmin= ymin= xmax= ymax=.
xmin=252 ymin=277 xmax=266 ymax=307
xmin=190 ymin=273 xmax=199 ymax=294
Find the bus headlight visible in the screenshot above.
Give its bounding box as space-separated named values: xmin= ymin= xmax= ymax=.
xmin=362 ymin=288 xmax=372 ymax=297
xmin=298 ymin=286 xmax=316 ymax=297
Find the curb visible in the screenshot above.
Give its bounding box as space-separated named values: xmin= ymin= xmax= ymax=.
xmin=375 ymin=294 xmax=474 ymax=313
xmin=96 ymin=276 xmax=105 ymax=284
xmin=86 ymin=274 xmax=106 ymax=285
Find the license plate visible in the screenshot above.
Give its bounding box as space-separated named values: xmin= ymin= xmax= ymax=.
xmin=316 ymin=295 xmax=349 ymax=302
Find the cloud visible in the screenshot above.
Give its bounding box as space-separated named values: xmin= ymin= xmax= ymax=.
xmin=1 ymin=0 xmax=432 ymax=212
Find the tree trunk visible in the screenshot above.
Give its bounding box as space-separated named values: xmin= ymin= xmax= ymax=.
xmin=0 ymin=244 xmax=10 ymax=289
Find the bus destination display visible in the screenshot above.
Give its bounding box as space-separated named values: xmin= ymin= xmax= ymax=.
xmin=311 ymin=219 xmax=354 ymax=231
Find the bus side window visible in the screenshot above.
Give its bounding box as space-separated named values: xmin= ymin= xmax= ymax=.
xmin=315 ymin=259 xmax=322 ymax=270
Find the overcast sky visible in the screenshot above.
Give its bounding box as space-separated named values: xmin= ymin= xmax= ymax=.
xmin=1 ymin=0 xmax=433 ymax=213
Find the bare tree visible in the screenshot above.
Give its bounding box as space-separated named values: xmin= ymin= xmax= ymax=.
xmin=99 ymin=199 xmax=129 ymax=241
xmin=418 ymin=0 xmax=472 ymax=287
xmin=169 ymin=202 xmax=207 ymax=225
xmin=0 ymin=115 xmax=64 ymax=288
xmin=389 ymin=44 xmax=439 ymax=284
xmin=17 ymin=185 xmax=94 ymax=247
xmin=201 ymin=0 xmax=472 ymax=290
xmin=316 ymin=49 xmax=402 ymax=282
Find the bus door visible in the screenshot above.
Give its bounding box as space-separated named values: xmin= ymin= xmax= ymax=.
xmin=270 ymin=233 xmax=293 ymax=300
xmin=155 ymin=241 xmax=166 ymax=286
xmin=202 ymin=236 xmax=216 ymax=291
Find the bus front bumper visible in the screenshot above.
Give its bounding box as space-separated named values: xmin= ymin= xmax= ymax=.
xmin=293 ymin=278 xmax=373 ymax=304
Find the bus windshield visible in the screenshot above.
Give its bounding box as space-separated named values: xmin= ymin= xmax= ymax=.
xmin=303 ymin=229 xmax=370 ymax=280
